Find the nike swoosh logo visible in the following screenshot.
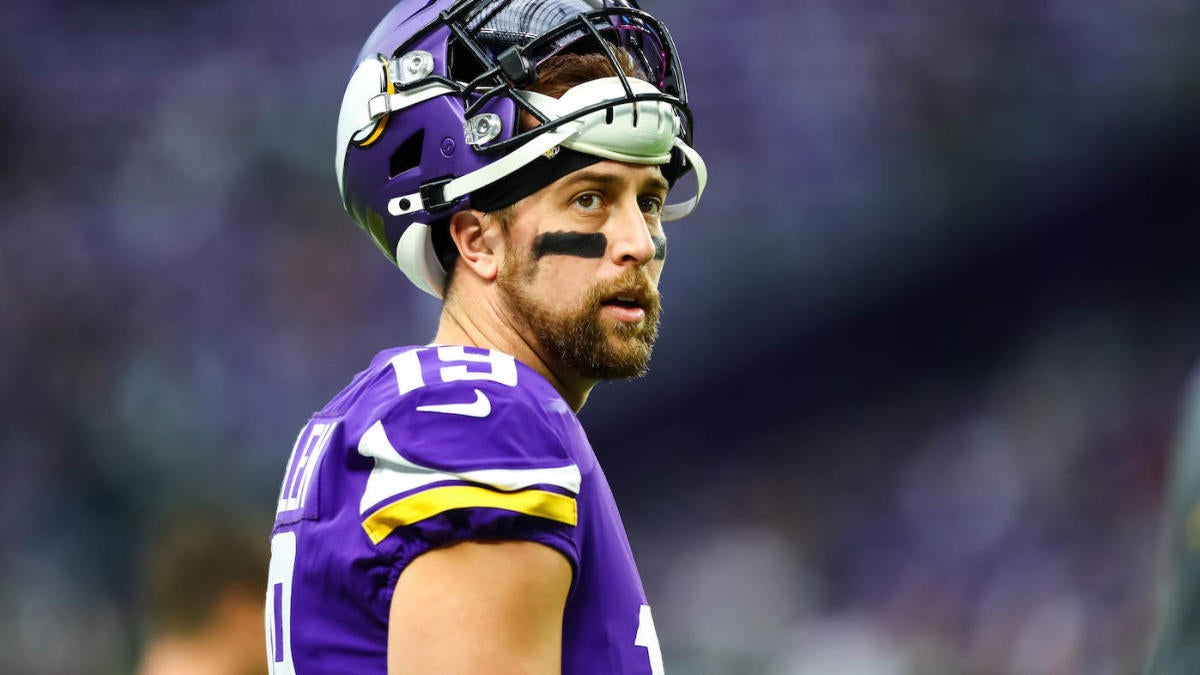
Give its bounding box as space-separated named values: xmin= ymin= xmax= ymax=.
xmin=415 ymin=389 xmax=492 ymax=418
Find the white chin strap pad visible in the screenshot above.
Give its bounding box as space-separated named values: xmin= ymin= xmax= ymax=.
xmin=389 ymin=76 xmax=707 ymax=300
xmin=395 ymin=223 xmax=445 ymax=299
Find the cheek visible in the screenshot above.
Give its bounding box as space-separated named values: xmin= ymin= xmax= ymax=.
xmin=524 ymin=257 xmax=602 ymax=304
xmin=647 ymin=260 xmax=665 ymax=284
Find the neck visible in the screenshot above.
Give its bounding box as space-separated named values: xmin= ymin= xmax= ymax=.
xmin=435 ymin=292 xmax=594 ymax=412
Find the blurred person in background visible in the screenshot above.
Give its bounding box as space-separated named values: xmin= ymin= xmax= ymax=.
xmin=137 ymin=509 xmax=269 ymax=675
xmin=263 ymin=0 xmax=705 ymax=673
xmin=1147 ymin=369 xmax=1200 ymax=675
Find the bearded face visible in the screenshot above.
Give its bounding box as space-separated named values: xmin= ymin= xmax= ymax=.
xmin=497 ymin=243 xmax=662 ymax=380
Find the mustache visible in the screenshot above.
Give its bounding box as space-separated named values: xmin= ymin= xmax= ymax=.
xmin=586 ymin=271 xmax=662 ymax=312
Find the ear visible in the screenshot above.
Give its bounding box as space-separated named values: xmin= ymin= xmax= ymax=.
xmin=448 ymin=209 xmax=504 ymax=283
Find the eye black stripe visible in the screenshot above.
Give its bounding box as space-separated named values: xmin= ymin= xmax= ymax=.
xmin=532 ymin=232 xmax=607 ymax=259
xmin=652 ymin=236 xmax=667 ymax=260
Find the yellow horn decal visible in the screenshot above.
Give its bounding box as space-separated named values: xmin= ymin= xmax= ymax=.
xmin=357 ymin=55 xmax=395 ymax=148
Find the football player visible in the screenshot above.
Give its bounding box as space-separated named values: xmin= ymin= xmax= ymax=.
xmin=264 ymin=1 xmax=706 ymax=673
xmin=1147 ymin=370 xmax=1200 ymax=674
xmin=138 ymin=510 xmax=268 ymax=675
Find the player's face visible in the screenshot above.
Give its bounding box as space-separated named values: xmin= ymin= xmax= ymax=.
xmin=496 ymin=160 xmax=669 ymax=380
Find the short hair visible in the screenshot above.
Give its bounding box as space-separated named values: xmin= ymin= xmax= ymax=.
xmin=438 ymin=49 xmax=640 ymax=296
xmin=140 ymin=508 xmax=269 ymax=637
xmin=529 ymin=49 xmax=640 ymax=98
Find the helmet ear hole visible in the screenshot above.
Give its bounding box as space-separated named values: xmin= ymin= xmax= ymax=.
xmin=389 ymin=130 xmax=425 ymax=179
xmin=448 ymin=37 xmax=487 ymax=83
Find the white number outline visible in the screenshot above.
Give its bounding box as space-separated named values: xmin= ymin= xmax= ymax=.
xmin=435 ymin=346 xmax=517 ymax=386
xmin=390 ymin=347 xmax=519 ymax=408
xmin=265 ymin=531 xmax=297 ymax=675
xmin=635 ymin=604 xmax=665 ymax=675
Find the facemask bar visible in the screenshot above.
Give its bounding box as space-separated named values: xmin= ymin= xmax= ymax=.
xmin=353 ymin=2 xmax=700 ymax=200
xmin=448 ymin=6 xmax=691 ymax=152
xmin=368 ymin=2 xmax=693 ymax=161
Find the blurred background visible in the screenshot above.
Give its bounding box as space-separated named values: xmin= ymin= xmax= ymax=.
xmin=2 ymin=0 xmax=1199 ymax=673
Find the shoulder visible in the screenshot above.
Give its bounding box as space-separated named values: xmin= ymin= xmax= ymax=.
xmin=350 ymin=345 xmax=576 ymax=469
xmin=347 ymin=345 xmax=582 ymax=546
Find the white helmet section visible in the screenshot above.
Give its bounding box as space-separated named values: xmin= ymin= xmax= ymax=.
xmin=523 ymin=78 xmax=676 ymax=164
xmin=390 ymin=76 xmax=707 ymax=299
xmin=395 ymin=223 xmax=448 ymax=298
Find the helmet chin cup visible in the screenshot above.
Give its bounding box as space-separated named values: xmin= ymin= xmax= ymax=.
xmin=523 ymin=77 xmax=678 ymax=162
xmin=395 ymin=223 xmax=446 ymax=299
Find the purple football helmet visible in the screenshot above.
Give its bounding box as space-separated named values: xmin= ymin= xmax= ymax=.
xmin=335 ymin=0 xmax=707 ymax=298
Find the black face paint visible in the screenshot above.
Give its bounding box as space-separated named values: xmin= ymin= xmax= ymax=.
xmin=652 ymin=235 xmax=667 ymax=260
xmin=532 ymin=231 xmax=607 ymax=259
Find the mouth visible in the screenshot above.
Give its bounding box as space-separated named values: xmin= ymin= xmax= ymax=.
xmin=599 ymin=288 xmax=652 ymax=323
xmin=601 ymin=294 xmax=643 ymax=310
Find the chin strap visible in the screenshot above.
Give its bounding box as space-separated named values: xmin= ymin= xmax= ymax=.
xmin=387 ymin=127 xmax=572 ymax=217
xmin=387 ymin=77 xmax=707 ymax=221
xmin=391 ymin=136 xmax=706 ymax=302
xmin=387 ymin=131 xmax=707 ymax=223
xmin=383 ymin=76 xmax=709 ymax=300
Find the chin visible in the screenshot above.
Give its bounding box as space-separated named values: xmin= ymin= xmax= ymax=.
xmin=587 ymin=335 xmax=655 ymax=380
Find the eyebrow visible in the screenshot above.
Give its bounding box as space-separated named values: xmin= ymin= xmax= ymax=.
xmin=560 ymin=169 xmax=670 ymax=195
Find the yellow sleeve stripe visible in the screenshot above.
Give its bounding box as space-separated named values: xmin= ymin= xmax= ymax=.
xmin=361 ymin=485 xmax=578 ymax=545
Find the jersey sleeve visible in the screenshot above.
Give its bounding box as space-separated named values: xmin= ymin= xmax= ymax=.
xmin=352 ymin=358 xmax=581 ymax=577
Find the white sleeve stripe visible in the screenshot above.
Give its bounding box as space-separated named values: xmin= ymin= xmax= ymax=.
xmin=357 ymin=421 xmax=581 ymax=515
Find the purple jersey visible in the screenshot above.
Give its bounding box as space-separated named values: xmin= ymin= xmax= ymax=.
xmin=264 ymin=345 xmax=665 ymax=674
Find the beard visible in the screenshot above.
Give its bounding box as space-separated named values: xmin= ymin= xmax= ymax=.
xmin=497 ymin=254 xmax=662 ymax=381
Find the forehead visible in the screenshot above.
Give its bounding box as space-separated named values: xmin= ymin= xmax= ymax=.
xmin=541 ymin=160 xmax=669 ymax=197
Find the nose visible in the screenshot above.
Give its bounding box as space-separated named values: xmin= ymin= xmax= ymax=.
xmin=608 ymin=197 xmax=656 ymax=267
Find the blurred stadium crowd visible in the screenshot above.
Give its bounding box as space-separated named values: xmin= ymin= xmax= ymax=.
xmin=1 ymin=0 xmax=1198 ymax=673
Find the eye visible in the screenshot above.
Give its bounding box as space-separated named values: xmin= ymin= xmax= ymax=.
xmin=573 ymin=192 xmax=603 ymax=212
xmin=638 ymin=196 xmax=664 ymax=217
